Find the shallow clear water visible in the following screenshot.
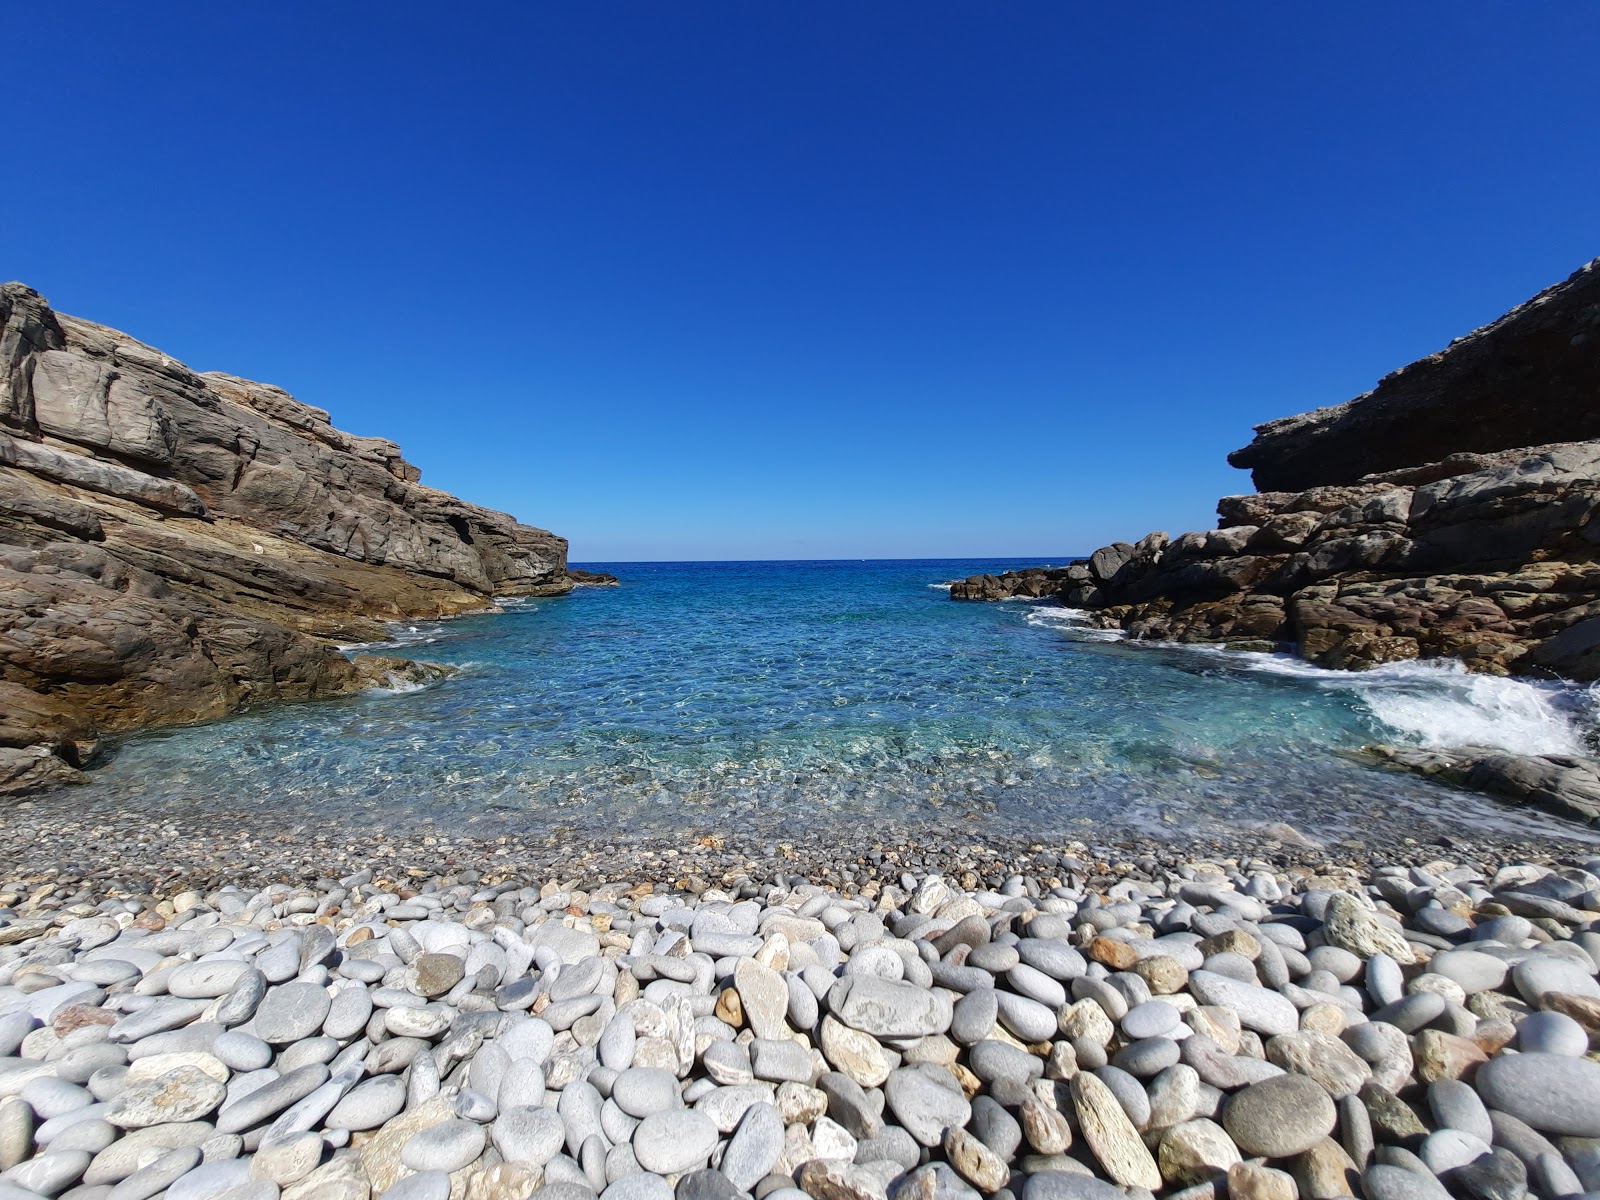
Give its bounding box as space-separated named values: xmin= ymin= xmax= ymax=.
xmin=77 ymin=559 xmax=1599 ymax=843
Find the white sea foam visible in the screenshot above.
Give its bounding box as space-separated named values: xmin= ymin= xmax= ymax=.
xmin=1020 ymin=604 xmax=1596 ymax=757
xmin=1273 ymin=657 xmax=1589 ymax=756
xmin=1023 ymin=606 xmax=1126 ymax=641
xmin=927 ymin=582 xmax=952 ymax=591
xmin=1175 ymin=641 xmax=1590 ymax=757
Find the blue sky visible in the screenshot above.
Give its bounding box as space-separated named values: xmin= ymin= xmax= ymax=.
xmin=8 ymin=5 xmax=1597 ymax=561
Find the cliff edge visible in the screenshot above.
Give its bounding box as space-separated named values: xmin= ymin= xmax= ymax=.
xmin=948 ymin=257 xmax=1600 ymax=821
xmin=0 ymin=283 xmax=578 ymax=794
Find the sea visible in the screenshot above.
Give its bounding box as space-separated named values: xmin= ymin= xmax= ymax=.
xmin=72 ymin=558 xmax=1600 ymax=845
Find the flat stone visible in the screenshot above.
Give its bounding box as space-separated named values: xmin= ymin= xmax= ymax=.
xmin=1187 ymin=972 xmax=1298 ymax=1036
xmin=1474 ymin=1052 xmax=1600 ymax=1136
xmin=327 ymin=1074 xmax=407 ymax=1131
xmin=948 ymin=989 xmax=997 ymax=1046
xmin=253 ymin=982 xmax=332 ymax=1044
xmin=402 ymin=1116 xmax=487 ymax=1173
xmin=108 ymin=1065 xmax=225 ymax=1129
xmin=492 ymin=1105 xmax=567 ymax=1167
xmin=831 ymin=977 xmax=952 ymax=1039
xmin=633 ymin=1109 xmax=719 ymax=1174
xmin=1224 ymin=1075 xmax=1336 ymax=1158
xmin=884 ymin=1065 xmax=971 ymax=1147
xmin=721 ymin=1101 xmax=783 ymax=1190
xmin=734 ymin=960 xmax=789 ymax=1041
xmin=1070 ymin=1070 xmax=1161 ymax=1190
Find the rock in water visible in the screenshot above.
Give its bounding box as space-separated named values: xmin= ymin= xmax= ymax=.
xmin=0 ymin=281 xmax=578 ymax=793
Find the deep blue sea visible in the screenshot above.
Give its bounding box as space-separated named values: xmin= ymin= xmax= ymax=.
xmin=75 ymin=559 xmax=1599 ymax=843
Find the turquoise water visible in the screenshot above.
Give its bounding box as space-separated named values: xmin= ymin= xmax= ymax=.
xmin=75 ymin=559 xmax=1597 ymax=842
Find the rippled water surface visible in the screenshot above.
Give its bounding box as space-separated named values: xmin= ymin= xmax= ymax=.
xmin=79 ymin=559 xmax=1599 ymax=843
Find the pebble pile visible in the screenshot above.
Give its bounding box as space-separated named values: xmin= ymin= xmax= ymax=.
xmin=1 ymin=851 xmax=1600 ymax=1200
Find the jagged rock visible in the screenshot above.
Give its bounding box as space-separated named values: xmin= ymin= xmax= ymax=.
xmin=0 ymin=281 xmax=585 ymax=791
xmin=1229 ymin=258 xmax=1600 ymax=491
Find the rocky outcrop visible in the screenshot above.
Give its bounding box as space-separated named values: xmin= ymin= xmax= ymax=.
xmin=1229 ymin=258 xmax=1600 ymax=492
xmin=950 ymin=259 xmax=1600 ymax=824
xmin=0 ymin=282 xmax=579 ymax=792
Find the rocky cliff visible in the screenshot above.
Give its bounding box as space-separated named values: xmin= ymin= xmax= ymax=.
xmin=950 ymin=259 xmax=1600 ymax=822
xmin=953 ymin=258 xmax=1600 ymax=679
xmin=1229 ymin=259 xmax=1600 ymax=491
xmin=0 ymin=283 xmax=582 ymax=794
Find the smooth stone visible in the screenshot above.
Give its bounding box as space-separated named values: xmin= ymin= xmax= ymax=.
xmin=1419 ymin=1128 xmax=1492 ymax=1175
xmin=884 ymin=1066 xmax=971 ymax=1148
xmin=0 ymin=1148 xmax=91 ymax=1195
xmin=213 ymin=1033 xmax=272 ymax=1073
xmin=632 ymin=1109 xmax=719 ymax=1174
xmin=1122 ymin=1001 xmax=1180 ymax=1041
xmin=1475 ymin=1053 xmax=1600 ymax=1136
xmin=613 ymin=1069 xmax=680 ymax=1118
xmin=604 ymin=1174 xmax=673 ymax=1200
xmin=400 ymin=1117 xmax=487 ymax=1173
xmin=1513 ymin=956 xmax=1600 ymax=1005
xmin=493 ymin=1105 xmax=567 ymax=1167
xmin=949 ymin=990 xmax=997 ymax=1047
xmin=722 ymin=1102 xmax=784 ymax=1190
xmin=1223 ymin=1075 xmax=1337 ymax=1158
xmin=253 ymin=983 xmax=332 ymax=1045
xmin=1188 ymin=972 xmax=1298 ymax=1036
xmin=383 ymin=1170 xmax=451 ymax=1200
xmin=1516 ymin=1010 xmax=1589 ymax=1056
xmin=993 ymin=992 xmax=1056 ymax=1044
xmin=328 ymin=1075 xmax=407 ymax=1131
xmin=1426 ymin=1079 xmax=1492 ymax=1144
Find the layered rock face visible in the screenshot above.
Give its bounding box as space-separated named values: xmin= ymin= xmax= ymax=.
xmin=1229 ymin=259 xmax=1600 ymax=492
xmin=1 ymin=283 xmax=576 ymax=792
xmin=953 ymin=258 xmax=1600 ymax=681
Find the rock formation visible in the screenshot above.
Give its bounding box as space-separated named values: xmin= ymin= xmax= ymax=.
xmin=0 ymin=283 xmax=593 ymax=794
xmin=950 ymin=258 xmax=1600 ymax=823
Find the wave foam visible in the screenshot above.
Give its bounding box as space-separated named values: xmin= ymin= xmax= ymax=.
xmin=927 ymin=582 xmax=952 ymax=591
xmin=1184 ymin=645 xmax=1591 ymax=757
xmin=1024 ymin=607 xmax=1127 ymax=641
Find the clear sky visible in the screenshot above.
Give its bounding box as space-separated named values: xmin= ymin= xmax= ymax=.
xmin=8 ymin=6 xmax=1597 ymax=562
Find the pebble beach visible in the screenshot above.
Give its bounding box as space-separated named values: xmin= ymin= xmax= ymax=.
xmin=3 ymin=833 xmax=1600 ymax=1200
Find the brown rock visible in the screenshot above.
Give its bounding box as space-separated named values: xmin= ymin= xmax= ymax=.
xmin=1412 ymin=1029 xmax=1487 ymax=1083
xmin=0 ymin=282 xmax=575 ymax=792
xmin=1089 ymin=937 xmax=1138 ymax=971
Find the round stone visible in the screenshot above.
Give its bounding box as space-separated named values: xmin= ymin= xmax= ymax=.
xmin=400 ymin=1117 xmax=487 ymax=1173
xmin=108 ymin=1065 xmax=226 ymax=1129
xmin=491 ymin=1105 xmax=567 ymax=1167
xmin=1122 ymin=1001 xmax=1180 ymax=1041
xmin=253 ymin=982 xmax=332 ymax=1044
xmin=1512 ymin=956 xmax=1600 ymax=1005
xmin=1516 ymin=1010 xmax=1589 ymax=1057
xmin=1475 ymin=1052 xmax=1600 ymax=1136
xmin=327 ymin=1075 xmax=407 ymax=1131
xmin=1223 ymin=1075 xmax=1337 ymax=1157
xmin=612 ymin=1068 xmax=680 ymax=1118
xmin=632 ymin=1109 xmax=719 ymax=1174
